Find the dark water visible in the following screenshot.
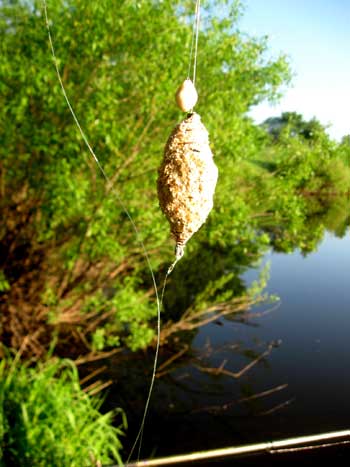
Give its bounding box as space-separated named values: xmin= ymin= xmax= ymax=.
xmin=104 ymin=230 xmax=350 ymax=464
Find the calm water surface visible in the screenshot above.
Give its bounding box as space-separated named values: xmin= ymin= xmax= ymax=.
xmin=214 ymin=230 xmax=350 ymax=416
xmin=107 ymin=230 xmax=350 ymax=463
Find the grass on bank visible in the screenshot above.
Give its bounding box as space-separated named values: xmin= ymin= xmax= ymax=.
xmin=0 ymin=356 xmax=126 ymax=467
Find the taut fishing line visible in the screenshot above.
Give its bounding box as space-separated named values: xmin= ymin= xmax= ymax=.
xmin=43 ymin=0 xmax=217 ymax=464
xmin=42 ymin=1 xmax=160 ymax=463
xmin=158 ymin=0 xmax=218 ymax=266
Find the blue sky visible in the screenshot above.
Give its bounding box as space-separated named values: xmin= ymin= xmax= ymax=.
xmin=238 ymin=0 xmax=350 ymax=140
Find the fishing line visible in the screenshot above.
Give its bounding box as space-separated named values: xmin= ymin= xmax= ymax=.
xmin=192 ymin=0 xmax=201 ymax=86
xmin=187 ymin=0 xmax=201 ymax=85
xmin=42 ymin=1 xmax=162 ymax=462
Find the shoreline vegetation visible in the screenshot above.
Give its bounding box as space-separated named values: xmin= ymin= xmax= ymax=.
xmin=1 ymin=0 xmax=349 ymax=464
xmin=0 ymin=354 xmax=126 ymax=466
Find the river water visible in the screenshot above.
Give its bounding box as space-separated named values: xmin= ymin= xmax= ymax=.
xmin=105 ymin=227 xmax=350 ymax=464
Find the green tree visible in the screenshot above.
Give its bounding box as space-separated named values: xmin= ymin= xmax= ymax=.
xmin=258 ymin=112 xmax=350 ymax=194
xmin=0 ymin=0 xmax=290 ymax=358
xmin=262 ymin=111 xmax=330 ymax=142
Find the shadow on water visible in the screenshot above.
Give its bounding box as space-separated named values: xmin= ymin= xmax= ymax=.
xmin=160 ymin=243 xmax=249 ymax=319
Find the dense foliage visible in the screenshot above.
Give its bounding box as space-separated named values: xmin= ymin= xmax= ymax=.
xmin=0 ymin=356 xmax=126 ymax=466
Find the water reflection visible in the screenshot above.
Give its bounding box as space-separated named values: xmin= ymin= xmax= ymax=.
xmin=163 ymin=195 xmax=350 ymax=321
xmin=161 ymin=241 xmax=261 ymax=321
xmin=259 ymin=194 xmax=350 ymax=254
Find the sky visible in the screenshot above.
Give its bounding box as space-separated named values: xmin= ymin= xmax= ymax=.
xmin=238 ymin=0 xmax=350 ymax=141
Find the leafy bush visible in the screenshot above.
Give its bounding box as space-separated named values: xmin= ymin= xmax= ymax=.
xmin=0 ymin=356 xmax=126 ymax=466
xmin=262 ymin=113 xmax=350 ymax=195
